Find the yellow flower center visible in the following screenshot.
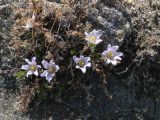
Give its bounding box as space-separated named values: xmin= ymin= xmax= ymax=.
xmin=48 ymin=66 xmax=56 ymax=73
xmin=106 ymin=51 xmax=113 ymax=59
xmin=30 ymin=65 xmax=36 ymax=71
xmin=78 ymin=60 xmax=85 ymax=67
xmin=87 ymin=36 xmax=96 ymax=41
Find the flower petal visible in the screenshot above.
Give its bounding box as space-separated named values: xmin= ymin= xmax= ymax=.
xmin=76 ymin=65 xmax=80 ymax=69
xmin=106 ymin=59 xmax=111 ymax=64
xmin=95 ymin=39 xmax=102 ymax=44
xmin=46 ymin=74 xmax=55 ymax=82
xmin=34 ymin=70 xmax=39 ymax=76
xmin=73 ymin=56 xmax=79 ymax=63
xmin=55 ymin=65 xmax=60 ymax=72
xmin=31 ymin=57 xmax=37 ymax=64
xmin=27 ymin=70 xmax=34 ymax=77
xmin=49 ymin=60 xmax=55 ymax=66
xmin=80 ymin=55 xmax=84 ymax=59
xmin=116 ymin=52 xmax=123 ymax=57
xmin=114 ymin=56 xmax=122 ymax=60
xmin=41 ymin=70 xmax=48 ymax=77
xmin=107 ymin=44 xmax=111 ymax=49
xmin=25 ymin=59 xmax=31 ymax=64
xmin=111 ymin=60 xmax=117 ymax=66
xmin=42 ymin=60 xmax=49 ymax=69
xmin=85 ymin=62 xmax=91 ymax=67
xmin=113 ymin=46 xmax=119 ymax=50
xmin=21 ymin=65 xmax=30 ymax=70
xmin=97 ymin=31 xmax=103 ymax=39
xmin=32 ymin=56 xmax=36 ymax=61
xmin=37 ymin=65 xmax=41 ymax=68
xmin=85 ymin=57 xmax=91 ymax=62
xmin=85 ymin=32 xmax=89 ymax=36
xmin=89 ymin=30 xmax=96 ymax=35
xmin=80 ymin=68 xmax=86 ymax=73
xmin=102 ymin=51 xmax=107 ymax=56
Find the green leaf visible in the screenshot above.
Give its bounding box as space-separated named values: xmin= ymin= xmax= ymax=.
xmin=70 ymin=48 xmax=77 ymax=55
xmin=15 ymin=70 xmax=26 ymax=79
xmin=89 ymin=43 xmax=96 ymax=48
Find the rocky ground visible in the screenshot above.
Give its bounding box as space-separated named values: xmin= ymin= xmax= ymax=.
xmin=0 ymin=0 xmax=160 ymax=120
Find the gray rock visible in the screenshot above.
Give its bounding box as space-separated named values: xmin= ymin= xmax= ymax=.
xmin=87 ymin=1 xmax=131 ymax=46
xmin=0 ymin=75 xmax=5 ymax=85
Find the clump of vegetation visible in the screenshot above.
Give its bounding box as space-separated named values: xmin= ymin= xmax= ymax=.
xmin=11 ymin=0 xmax=124 ymax=111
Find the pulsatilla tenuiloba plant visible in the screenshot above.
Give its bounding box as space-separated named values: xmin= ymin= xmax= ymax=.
xmin=12 ymin=0 xmax=123 ymax=111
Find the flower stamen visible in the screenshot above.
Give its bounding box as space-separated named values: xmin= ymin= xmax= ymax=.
xmin=87 ymin=36 xmax=97 ymax=41
xmin=106 ymin=51 xmax=113 ymax=59
xmin=30 ymin=65 xmax=36 ymax=71
xmin=78 ymin=60 xmax=85 ymax=67
xmin=48 ymin=66 xmax=56 ymax=73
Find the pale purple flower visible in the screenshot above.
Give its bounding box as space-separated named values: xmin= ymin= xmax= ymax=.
xmin=73 ymin=55 xmax=91 ymax=73
xmin=85 ymin=29 xmax=103 ymax=45
xmin=41 ymin=60 xmax=60 ymax=83
xmin=102 ymin=44 xmax=123 ymax=66
xmin=21 ymin=57 xmax=41 ymax=77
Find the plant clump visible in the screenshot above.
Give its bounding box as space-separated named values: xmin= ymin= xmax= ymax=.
xmin=10 ymin=0 xmax=125 ymax=111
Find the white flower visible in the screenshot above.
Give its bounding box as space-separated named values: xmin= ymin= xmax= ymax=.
xmin=22 ymin=12 xmax=36 ymax=30
xmin=85 ymin=29 xmax=103 ymax=45
xmin=21 ymin=57 xmax=41 ymax=77
xmin=41 ymin=60 xmax=60 ymax=83
xmin=73 ymin=55 xmax=91 ymax=73
xmin=102 ymin=44 xmax=123 ymax=66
